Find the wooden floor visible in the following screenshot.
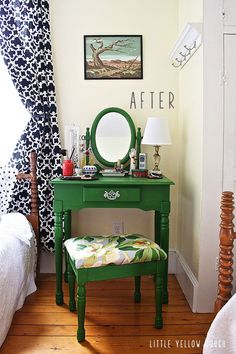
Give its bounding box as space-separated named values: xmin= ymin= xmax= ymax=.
xmin=1 ymin=275 xmax=215 ymax=354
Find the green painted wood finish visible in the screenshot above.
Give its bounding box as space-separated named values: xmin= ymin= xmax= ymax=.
xmin=54 ymin=209 xmax=63 ymax=305
xmin=155 ymin=273 xmax=164 ymax=328
xmin=68 ymin=261 xmax=76 ymax=312
xmin=83 ymin=186 xmax=141 ymax=202
xmin=67 ymin=257 xmax=165 ymax=341
xmin=134 ymin=276 xmax=141 ymax=303
xmin=90 ymin=107 xmax=136 ymax=167
xmin=85 ymin=128 xmax=90 ymax=165
xmin=136 ymin=127 xmax=142 ymax=169
xmin=50 ymin=176 xmax=174 ymax=305
xmin=77 ymin=283 xmax=86 ymax=341
xmin=64 ymin=210 xmax=71 ymax=283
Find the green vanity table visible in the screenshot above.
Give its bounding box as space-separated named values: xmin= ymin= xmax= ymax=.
xmin=51 ymin=107 xmax=174 ymax=307
xmin=51 ymin=175 xmax=174 ymax=305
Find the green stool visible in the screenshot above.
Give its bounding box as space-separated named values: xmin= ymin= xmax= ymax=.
xmin=64 ymin=234 xmax=167 ymax=342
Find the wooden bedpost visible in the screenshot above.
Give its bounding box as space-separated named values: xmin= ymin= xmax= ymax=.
xmin=215 ymin=191 xmax=236 ymax=313
xmin=16 ymin=151 xmax=40 ymax=275
xmin=28 ymin=151 xmax=39 ymax=237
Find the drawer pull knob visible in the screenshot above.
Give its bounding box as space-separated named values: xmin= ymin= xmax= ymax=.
xmin=104 ymin=190 xmax=120 ymax=201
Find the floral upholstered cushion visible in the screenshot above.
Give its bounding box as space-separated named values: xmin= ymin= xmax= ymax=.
xmin=64 ymin=234 xmax=167 ymax=269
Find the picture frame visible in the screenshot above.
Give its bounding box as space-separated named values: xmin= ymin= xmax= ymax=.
xmin=84 ymin=35 xmax=143 ymax=80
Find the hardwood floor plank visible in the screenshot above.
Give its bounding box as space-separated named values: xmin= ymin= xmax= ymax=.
xmin=12 ymin=311 xmax=214 ymax=326
xmin=37 ymin=275 xmax=179 ymax=289
xmin=1 ymin=335 xmax=208 ymax=354
xmin=1 ymin=275 xmax=214 ymax=354
xmin=24 ymin=295 xmax=188 ymax=307
xmin=34 ymin=288 xmax=186 ymax=299
xmin=9 ymin=323 xmax=212 ymax=336
xmin=38 ymin=273 xmax=180 ymax=288
xmin=18 ymin=303 xmax=191 ymax=314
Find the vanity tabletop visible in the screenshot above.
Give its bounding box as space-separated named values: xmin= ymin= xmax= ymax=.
xmin=51 ymin=176 xmax=174 ymax=186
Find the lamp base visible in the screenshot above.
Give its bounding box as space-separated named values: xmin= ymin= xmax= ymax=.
xmin=148 ymin=170 xmax=163 ymax=179
xmin=150 ymin=169 xmax=162 ymax=175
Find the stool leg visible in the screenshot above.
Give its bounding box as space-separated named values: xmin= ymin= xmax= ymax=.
xmin=64 ymin=210 xmax=71 ymax=283
xmin=155 ymin=273 xmax=163 ymax=329
xmin=68 ymin=262 xmax=76 ymax=312
xmin=134 ymin=276 xmax=141 ymax=303
xmin=77 ymin=283 xmax=86 ymax=342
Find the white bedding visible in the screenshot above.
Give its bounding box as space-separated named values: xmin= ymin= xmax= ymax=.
xmin=203 ymin=294 xmax=236 ymax=354
xmin=0 ymin=212 xmax=37 ymax=347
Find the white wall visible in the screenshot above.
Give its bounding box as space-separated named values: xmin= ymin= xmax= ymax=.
xmin=49 ymin=0 xmax=179 ymax=243
xmin=177 ymin=0 xmax=203 ymax=280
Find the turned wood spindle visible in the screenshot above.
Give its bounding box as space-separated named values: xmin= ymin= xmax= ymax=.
xmin=16 ymin=151 xmax=40 ymax=276
xmin=215 ymin=191 xmax=236 ymax=313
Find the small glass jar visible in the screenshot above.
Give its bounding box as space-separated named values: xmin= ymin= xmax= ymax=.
xmin=62 ymin=159 xmax=73 ymax=176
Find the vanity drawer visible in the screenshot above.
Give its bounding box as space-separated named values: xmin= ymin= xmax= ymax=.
xmin=83 ymin=187 xmax=141 ymax=202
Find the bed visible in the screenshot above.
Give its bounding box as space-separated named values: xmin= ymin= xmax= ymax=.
xmin=0 ymin=151 xmax=39 ymax=347
xmin=203 ymin=191 xmax=236 ymax=354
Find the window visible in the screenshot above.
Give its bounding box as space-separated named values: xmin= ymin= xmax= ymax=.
xmin=0 ymin=54 xmax=30 ymax=166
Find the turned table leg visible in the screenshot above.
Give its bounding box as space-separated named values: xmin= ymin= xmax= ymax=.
xmin=155 ymin=269 xmax=163 ymax=329
xmin=64 ymin=210 xmax=71 ymax=283
xmin=157 ymin=202 xmax=170 ymax=304
xmin=54 ymin=201 xmax=64 ymax=305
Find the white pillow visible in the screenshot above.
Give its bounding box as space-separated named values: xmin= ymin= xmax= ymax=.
xmin=0 ymin=212 xmax=34 ymax=246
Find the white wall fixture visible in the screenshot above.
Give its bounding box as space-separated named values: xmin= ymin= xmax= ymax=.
xmin=170 ymin=23 xmax=202 ymax=69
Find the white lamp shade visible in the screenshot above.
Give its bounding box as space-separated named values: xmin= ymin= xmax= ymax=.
xmin=142 ymin=117 xmax=171 ymax=146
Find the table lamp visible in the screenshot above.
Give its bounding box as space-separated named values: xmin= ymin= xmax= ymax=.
xmin=142 ymin=117 xmax=171 ymax=176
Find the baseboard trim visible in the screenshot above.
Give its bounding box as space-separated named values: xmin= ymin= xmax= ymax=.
xmin=168 ymin=248 xmax=177 ymax=274
xmin=175 ymin=250 xmax=199 ymax=312
xmin=40 ymin=250 xmax=56 ymax=273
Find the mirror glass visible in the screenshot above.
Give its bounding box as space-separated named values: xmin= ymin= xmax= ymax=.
xmin=91 ymin=107 xmax=136 ymax=167
xmin=96 ymin=112 xmax=130 ymax=162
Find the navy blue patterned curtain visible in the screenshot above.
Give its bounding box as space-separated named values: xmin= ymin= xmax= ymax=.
xmin=0 ymin=0 xmax=61 ymax=252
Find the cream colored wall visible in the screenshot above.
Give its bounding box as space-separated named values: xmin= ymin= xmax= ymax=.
xmin=49 ymin=0 xmax=179 ymax=245
xmin=177 ymin=0 xmax=203 ymax=277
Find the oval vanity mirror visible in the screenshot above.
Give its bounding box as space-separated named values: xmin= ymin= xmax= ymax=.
xmin=91 ymin=107 xmax=136 ymax=167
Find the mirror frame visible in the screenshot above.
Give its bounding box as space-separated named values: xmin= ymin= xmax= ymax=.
xmin=91 ymin=107 xmax=136 ymax=167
